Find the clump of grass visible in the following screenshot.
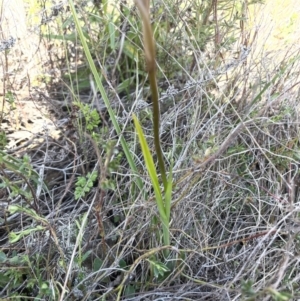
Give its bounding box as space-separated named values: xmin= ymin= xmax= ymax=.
xmin=2 ymin=1 xmax=300 ymax=300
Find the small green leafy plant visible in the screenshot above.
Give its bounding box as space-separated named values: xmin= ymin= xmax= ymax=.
xmin=147 ymin=257 xmax=170 ymax=279
xmin=0 ymin=152 xmax=43 ymax=205
xmin=73 ymin=101 xmax=101 ymax=131
xmin=75 ymin=170 xmax=98 ymax=200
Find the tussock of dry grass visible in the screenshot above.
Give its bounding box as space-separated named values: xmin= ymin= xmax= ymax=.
xmin=1 ymin=1 xmax=300 ymax=300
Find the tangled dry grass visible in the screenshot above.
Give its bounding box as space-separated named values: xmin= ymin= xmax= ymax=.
xmin=1 ymin=1 xmax=300 ymax=300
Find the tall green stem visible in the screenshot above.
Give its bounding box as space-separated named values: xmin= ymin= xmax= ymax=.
xmin=134 ymin=0 xmax=167 ymax=190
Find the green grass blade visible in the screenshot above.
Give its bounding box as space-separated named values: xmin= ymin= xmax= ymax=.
xmin=68 ymin=1 xmax=143 ymax=191
xmin=164 ymin=163 xmax=173 ymax=222
xmin=132 ymin=114 xmax=167 ymax=222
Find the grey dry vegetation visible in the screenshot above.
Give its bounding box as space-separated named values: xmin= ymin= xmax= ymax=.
xmin=1 ymin=0 xmax=300 ymax=300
